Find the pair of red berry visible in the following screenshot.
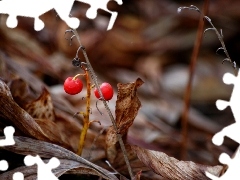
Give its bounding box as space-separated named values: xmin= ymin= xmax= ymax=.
xmin=63 ymin=77 xmax=114 ymax=100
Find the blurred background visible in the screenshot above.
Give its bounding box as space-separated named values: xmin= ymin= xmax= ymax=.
xmin=0 ymin=0 xmax=240 ymax=178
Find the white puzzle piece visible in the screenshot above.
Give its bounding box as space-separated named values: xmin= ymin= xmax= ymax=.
xmin=24 ymin=155 xmax=60 ymax=180
xmin=0 ymin=126 xmax=15 ymax=171
xmin=0 ymin=0 xmax=122 ymax=31
xmin=0 ymin=126 xmax=15 ymax=146
xmin=76 ymin=0 xmax=122 ymax=30
xmin=206 ymin=70 xmax=240 ymax=179
xmin=12 ymin=172 xmax=24 ymax=180
xmin=0 ymin=160 xmax=8 ymax=171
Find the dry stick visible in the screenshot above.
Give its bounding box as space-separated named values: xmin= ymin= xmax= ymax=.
xmin=180 ymin=0 xmax=209 ymax=160
xmin=178 ymin=5 xmax=237 ymax=72
xmin=71 ymin=29 xmax=134 ymax=179
xmin=87 ymin=127 xmax=106 ymax=161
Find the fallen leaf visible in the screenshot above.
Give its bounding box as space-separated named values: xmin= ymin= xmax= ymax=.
xmin=8 ymin=78 xmax=35 ymax=108
xmin=35 ymin=118 xmax=73 ymax=150
xmin=0 ymin=79 xmax=48 ymax=141
xmin=1 ymin=136 xmax=118 ymax=180
xmin=115 ymin=78 xmax=144 ymax=134
xmin=1 ymin=53 xmax=45 ymax=94
xmin=106 ymin=78 xmax=144 ymax=163
xmin=132 ymin=145 xmax=223 ymax=180
xmin=25 ymin=87 xmax=55 ymax=121
xmin=0 ymin=79 xmax=72 ymax=150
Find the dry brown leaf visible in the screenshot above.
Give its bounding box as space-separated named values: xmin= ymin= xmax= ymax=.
xmin=1 ymin=53 xmax=45 ymax=94
xmin=1 ymin=136 xmax=118 ymax=180
xmin=115 ymin=78 xmax=144 ymax=134
xmin=35 ymin=118 xmax=74 ymax=150
xmin=132 ymin=145 xmax=223 ymax=180
xmin=0 ymin=25 xmax=60 ymax=78
xmin=6 ymin=77 xmax=104 ymax=154
xmin=0 ymin=79 xmax=72 ymax=150
xmin=25 ymin=88 xmax=55 ymax=121
xmin=8 ymin=78 xmax=35 ymax=108
xmin=106 ymin=78 xmax=144 ymax=163
xmin=0 ymin=79 xmax=49 ymax=140
xmin=1 ymin=159 xmax=113 ymax=180
xmin=9 ymin=78 xmax=81 ymax=151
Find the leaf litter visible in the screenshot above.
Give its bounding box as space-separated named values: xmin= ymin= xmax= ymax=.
xmin=1 ymin=1 xmax=239 ymax=179
xmin=0 ymin=38 xmax=227 ymax=180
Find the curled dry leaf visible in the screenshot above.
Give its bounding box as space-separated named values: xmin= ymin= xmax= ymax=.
xmin=9 ymin=78 xmax=35 ymax=108
xmin=0 ymin=79 xmax=48 ymax=141
xmin=132 ymin=145 xmax=223 ymax=180
xmin=1 ymin=136 xmax=118 ymax=180
xmin=106 ymin=78 xmax=144 ymax=163
xmin=25 ymin=87 xmax=55 ymax=121
xmin=0 ymin=79 xmax=72 ymax=150
xmin=115 ymin=78 xmax=144 ymax=134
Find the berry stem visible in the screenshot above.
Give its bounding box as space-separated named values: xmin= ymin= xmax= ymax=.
xmin=77 ymin=69 xmax=91 ymax=155
xmin=71 ymin=29 xmax=134 ymax=179
xmin=72 ymin=73 xmax=85 ymax=80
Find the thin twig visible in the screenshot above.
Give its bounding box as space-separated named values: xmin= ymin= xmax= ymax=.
xmin=87 ymin=127 xmax=106 ymax=161
xmin=178 ymin=4 xmax=237 ymax=73
xmin=179 ymin=0 xmax=209 ymax=160
xmin=69 ymin=29 xmax=134 ymax=179
xmin=105 ymin=160 xmax=128 ymax=179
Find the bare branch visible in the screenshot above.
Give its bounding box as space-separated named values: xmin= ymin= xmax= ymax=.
xmin=178 ymin=5 xmax=237 ymax=69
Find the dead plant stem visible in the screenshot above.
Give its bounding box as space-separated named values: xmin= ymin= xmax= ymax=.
xmin=72 ymin=29 xmax=134 ymax=179
xmin=77 ymin=71 xmax=91 ymax=155
xmin=181 ymin=0 xmax=209 ymax=160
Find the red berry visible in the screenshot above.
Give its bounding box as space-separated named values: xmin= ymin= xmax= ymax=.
xmin=94 ymin=82 xmax=114 ymax=100
xmin=64 ymin=77 xmax=83 ymax=95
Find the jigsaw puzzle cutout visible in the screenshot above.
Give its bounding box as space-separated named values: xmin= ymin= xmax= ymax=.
xmin=206 ymin=151 xmax=240 ymax=180
xmin=0 ymin=126 xmax=60 ymax=179
xmin=0 ymin=0 xmax=79 ymax=31
xmin=0 ymin=160 xmax=8 ymax=171
xmin=12 ymin=172 xmax=24 ymax=180
xmin=78 ymin=0 xmax=122 ymax=30
xmin=23 ymin=155 xmax=60 ymax=180
xmin=206 ymin=70 xmax=240 ymax=179
xmin=8 ymin=154 xmax=60 ymax=180
xmin=0 ymin=126 xmax=15 ymax=171
xmin=0 ymin=0 xmax=122 ymax=31
xmin=0 ymin=126 xmax=15 ymax=146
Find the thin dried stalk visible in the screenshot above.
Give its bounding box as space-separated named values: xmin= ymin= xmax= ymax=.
xmin=77 ymin=70 xmax=91 ymax=155
xmin=70 ymin=29 xmax=134 ymax=179
xmin=178 ymin=4 xmax=237 ymax=72
xmin=179 ymin=0 xmax=209 ymax=159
